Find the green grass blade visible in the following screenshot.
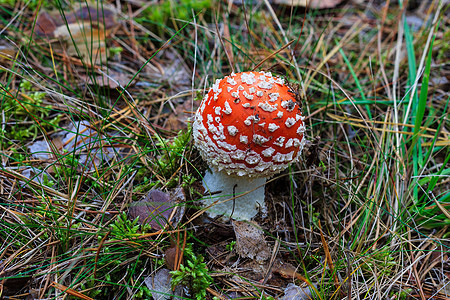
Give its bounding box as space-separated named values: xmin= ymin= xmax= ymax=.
xmin=337 ymin=46 xmax=372 ymax=119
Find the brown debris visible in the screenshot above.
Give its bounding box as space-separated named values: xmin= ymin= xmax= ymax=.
xmin=128 ymin=188 xmax=186 ymax=231
xmin=232 ymin=220 xmax=271 ymax=263
xmin=33 ymin=4 xmax=119 ymax=65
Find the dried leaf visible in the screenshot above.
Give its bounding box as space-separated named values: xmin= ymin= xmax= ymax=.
xmin=28 ymin=140 xmax=51 ymax=160
xmin=282 ymin=283 xmax=317 ymax=300
xmin=66 ymin=5 xmax=117 ymax=30
xmin=60 ymin=121 xmax=116 ymax=171
xmin=151 ymin=50 xmax=191 ymax=90
xmin=33 ymin=11 xmax=58 ymax=37
xmin=164 ymin=247 xmax=178 ymax=271
xmin=0 ymin=44 xmax=18 ymax=65
xmin=144 ymin=268 xmax=183 ymax=300
xmin=34 ymin=5 xmax=118 ymax=38
xmin=0 ymin=264 xmax=32 ymax=296
xmin=33 ymin=4 xmax=118 ymax=65
xmin=21 ymin=167 xmax=52 ymax=187
xmin=232 ymin=220 xmax=270 ymax=262
xmin=54 ymin=22 xmax=109 ymax=65
xmin=129 ymin=188 xmax=185 ymax=230
xmin=164 ymin=99 xmax=194 ymax=131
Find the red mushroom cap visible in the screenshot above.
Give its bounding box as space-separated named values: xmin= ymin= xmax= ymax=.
xmin=193 ymin=71 xmax=306 ymax=177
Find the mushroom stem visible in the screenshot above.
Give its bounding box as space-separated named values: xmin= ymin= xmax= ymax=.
xmin=202 ymin=169 xmax=267 ymax=221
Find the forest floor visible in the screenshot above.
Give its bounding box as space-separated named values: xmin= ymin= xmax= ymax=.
xmin=0 ymin=0 xmax=449 ymax=299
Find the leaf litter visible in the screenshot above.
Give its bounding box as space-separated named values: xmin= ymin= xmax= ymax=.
xmin=34 ymin=4 xmax=119 ymax=65
xmin=129 ymin=188 xmax=186 ymax=231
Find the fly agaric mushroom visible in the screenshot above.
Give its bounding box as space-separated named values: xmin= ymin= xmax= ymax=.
xmin=193 ymin=71 xmax=306 ymax=220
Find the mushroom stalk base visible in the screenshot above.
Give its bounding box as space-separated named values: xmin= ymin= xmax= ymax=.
xmin=202 ymin=169 xmax=267 ymax=221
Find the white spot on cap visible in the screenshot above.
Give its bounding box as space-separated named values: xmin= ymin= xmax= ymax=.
xmin=208 ymin=123 xmax=219 ymax=139
xmin=240 ymin=135 xmax=248 ymax=144
xmin=281 ymin=100 xmax=295 ymax=111
xmin=243 ymin=91 xmax=254 ymax=100
xmin=261 ymin=147 xmax=275 ymax=157
xmin=258 ymin=81 xmax=273 ymax=90
xmin=273 ymin=153 xmax=286 ymax=162
xmin=255 ymin=165 xmax=267 ymax=172
xmin=285 ymin=117 xmax=297 ymax=128
xmin=209 ymin=123 xmax=225 ymax=141
xmin=253 ymin=134 xmax=269 ymax=145
xmin=242 ymin=103 xmax=251 ymax=108
xmin=227 ymin=126 xmax=238 ymax=136
xmin=215 ymin=116 xmax=221 ymax=123
xmin=273 ymin=136 xmax=285 ymax=147
xmin=272 ymin=153 xmax=284 ymax=162
xmin=285 ymin=138 xmax=294 ymax=148
xmin=276 ymin=111 xmax=283 ymax=118
xmin=258 ymin=101 xmax=278 ymax=112
xmin=223 ymin=101 xmax=232 ymax=114
xmin=214 ymin=106 xmax=221 ymax=115
xmin=227 ymin=76 xmax=237 ymax=86
xmin=231 ymin=91 xmax=239 ymax=98
xmin=275 ymin=77 xmax=285 ymax=85
xmin=248 ymin=87 xmax=256 ymax=94
xmin=245 ymin=154 xmax=260 ymax=165
xmin=286 ymin=151 xmax=294 ymax=161
xmin=268 ymin=123 xmax=280 ymax=132
xmin=227 ymin=86 xmax=233 ymax=92
xmin=231 ymin=150 xmax=245 ymax=160
xmin=199 ymin=101 xmax=206 ymax=114
xmin=212 ymin=80 xmax=222 ymax=94
xmin=217 ymin=140 xmax=236 ymax=151
xmin=297 ymin=124 xmax=306 ymax=134
xmin=244 ymin=115 xmax=258 ymax=125
xmin=237 ymin=85 xmax=244 ymax=91
xmin=269 ymin=93 xmax=279 ymax=102
xmin=256 ymin=90 xmax=264 ymax=97
xmin=241 ymin=72 xmax=256 ymax=85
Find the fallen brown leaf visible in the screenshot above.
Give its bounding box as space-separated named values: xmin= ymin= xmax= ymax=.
xmin=232 ymin=220 xmax=270 ymax=262
xmin=128 ymin=188 xmax=185 ymax=231
xmin=33 ymin=4 xmax=119 ymax=65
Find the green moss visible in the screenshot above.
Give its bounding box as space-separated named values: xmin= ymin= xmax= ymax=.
xmin=0 ymin=80 xmax=61 ymax=155
xmin=170 ymin=243 xmax=213 ymax=300
xmin=153 ymin=129 xmax=192 ymax=178
xmin=143 ymin=0 xmax=211 ymax=26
